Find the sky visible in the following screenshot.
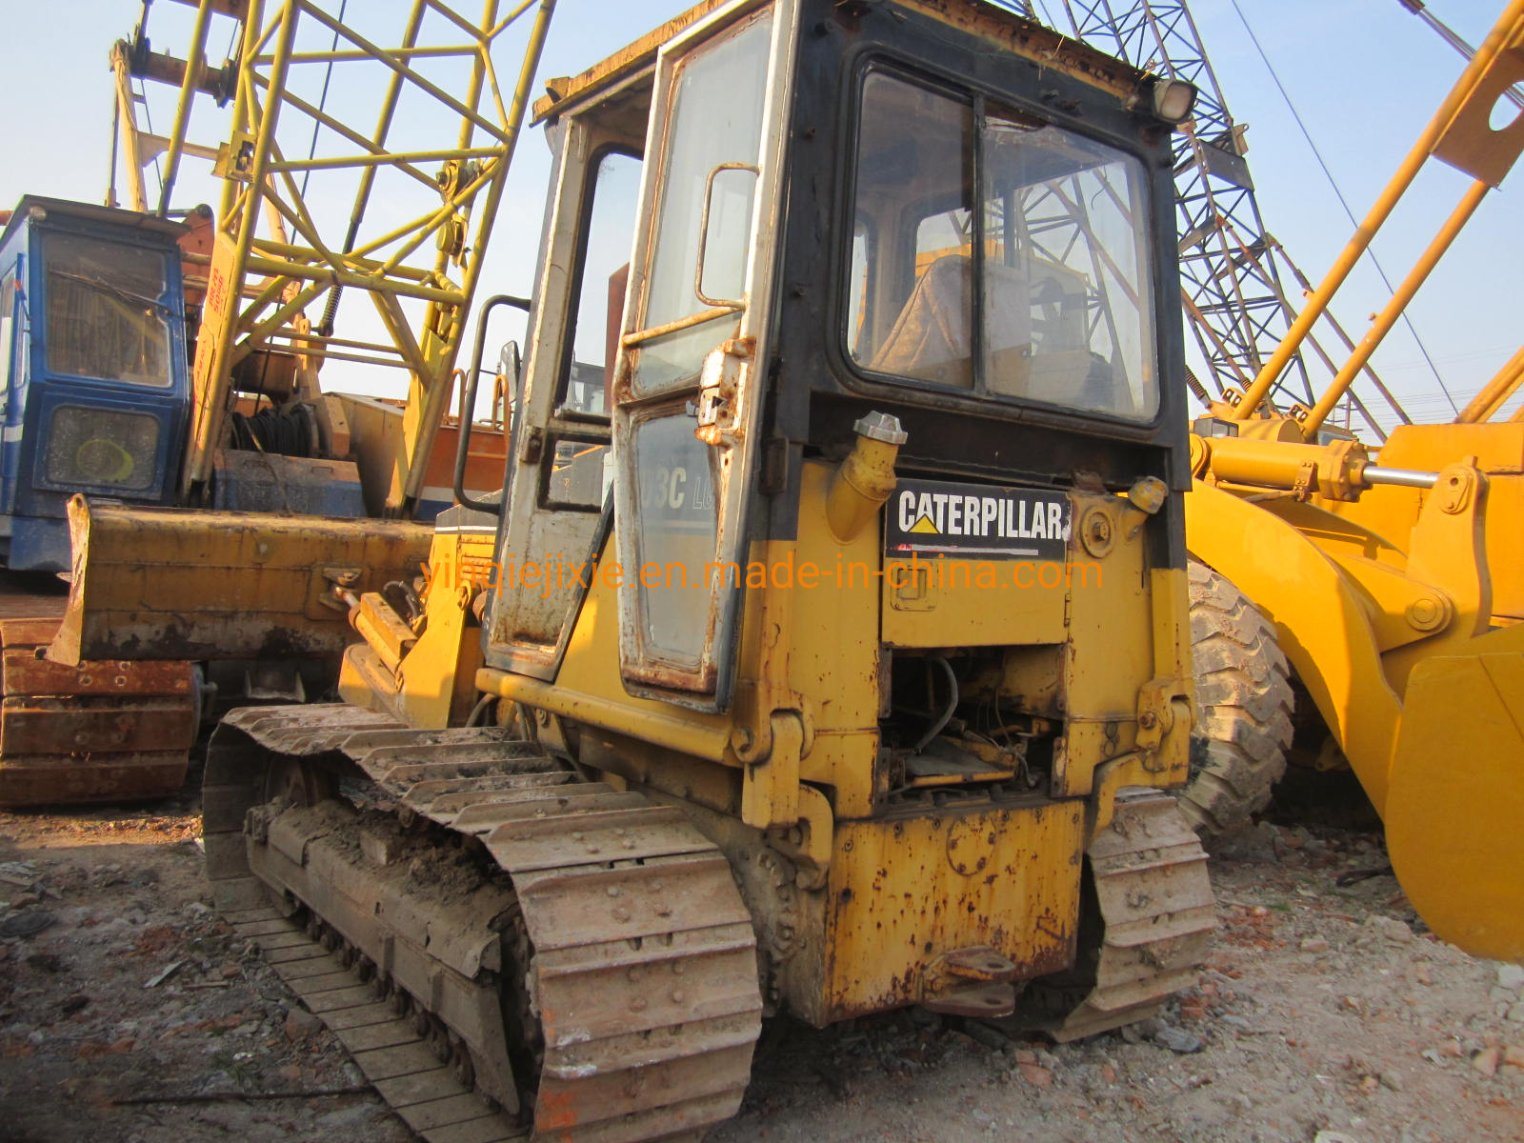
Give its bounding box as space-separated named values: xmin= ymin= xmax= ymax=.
xmin=1 ymin=0 xmax=1519 ymax=428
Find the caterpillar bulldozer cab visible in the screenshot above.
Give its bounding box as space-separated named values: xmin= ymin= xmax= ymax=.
xmin=203 ymin=2 xmax=1215 ymax=1137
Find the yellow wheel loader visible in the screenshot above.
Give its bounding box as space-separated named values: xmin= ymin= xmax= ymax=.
xmin=178 ymin=1 xmax=1219 ymax=1136
xmin=1178 ymin=0 xmax=1524 ymax=962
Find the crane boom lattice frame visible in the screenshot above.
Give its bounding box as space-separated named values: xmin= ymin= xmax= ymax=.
xmin=115 ymin=0 xmax=556 ymax=514
xmin=1054 ymin=0 xmax=1409 ymax=436
xmin=1063 ymin=3 xmax=1312 ymax=404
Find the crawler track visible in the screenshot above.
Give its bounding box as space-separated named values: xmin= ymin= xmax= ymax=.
xmin=1049 ymin=790 xmax=1216 ymax=1042
xmin=205 ymin=704 xmax=763 ymax=1142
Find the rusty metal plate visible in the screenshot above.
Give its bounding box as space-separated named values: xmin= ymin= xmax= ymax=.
xmin=533 ymin=928 xmax=760 ymax=1044
xmin=418 ymin=1115 xmax=519 ymax=1143
xmin=396 ymin=1093 xmax=497 ymax=1134
xmin=339 ymin=726 xmax=519 ymax=753
xmin=404 ymin=771 xmax=570 ymax=813
xmin=0 ymin=696 xmax=198 ymax=754
xmin=52 ymin=498 xmax=434 ymax=663
xmin=922 ymin=981 xmax=1017 ymax=1018
xmin=2 ymin=649 xmax=195 ymax=698
xmin=535 ymin=1045 xmax=755 ymax=1137
xmin=508 ymin=853 xmax=752 ymax=953
xmin=823 ymin=802 xmax=1084 ymax=1021
xmin=0 ymin=751 xmax=188 ymax=807
xmin=360 ymin=742 xmax=552 ymax=779
xmin=429 ymin=782 xmax=634 ymax=822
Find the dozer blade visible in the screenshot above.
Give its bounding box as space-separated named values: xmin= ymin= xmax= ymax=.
xmin=1385 ymin=622 xmax=1524 ymax=963
xmin=0 ymin=618 xmax=198 ymax=808
xmin=50 ymin=496 xmax=432 ymax=664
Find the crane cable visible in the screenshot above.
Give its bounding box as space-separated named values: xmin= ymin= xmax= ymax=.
xmin=299 ymin=0 xmax=349 ymax=200
xmin=1228 ymin=0 xmax=1459 ymax=416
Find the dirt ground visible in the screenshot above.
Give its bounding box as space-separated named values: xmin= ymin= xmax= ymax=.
xmin=1 ymin=785 xmax=1521 ymax=1143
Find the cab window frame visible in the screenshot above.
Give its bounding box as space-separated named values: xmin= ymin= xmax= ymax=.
xmin=834 ymin=56 xmax=1164 ymax=429
xmin=538 ymin=431 xmax=612 ymax=513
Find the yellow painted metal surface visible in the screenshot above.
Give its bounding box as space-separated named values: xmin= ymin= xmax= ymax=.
xmin=1386 ymin=621 xmax=1524 ymax=962
xmin=881 ymin=555 xmax=1069 ymax=647
xmin=475 ymin=449 xmax=1193 ymax=1013
xmin=477 ymin=569 xmax=735 ymax=766
xmin=1196 ymin=433 xmax=1369 ymax=502
xmin=341 ymin=522 xmax=495 ymax=729
xmin=1056 ymin=512 xmax=1182 ymax=795
xmin=1456 ymin=348 xmax=1524 ymax=424
xmin=822 ymin=802 xmax=1084 ymax=1019
xmin=1186 ymin=481 xmax=1403 ymax=811
xmin=484 ymin=459 xmax=1187 ymax=822
xmin=1331 ymin=422 xmax=1524 ymax=623
xmin=787 ymin=465 xmax=882 ymax=817
xmin=1189 ymin=418 xmax=1524 ymax=959
xmin=51 ymin=497 xmax=432 ymax=664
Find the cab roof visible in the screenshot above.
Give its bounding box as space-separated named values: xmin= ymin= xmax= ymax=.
xmin=0 ymin=196 xmax=188 ymax=253
xmin=531 ymin=0 xmax=1153 ymax=126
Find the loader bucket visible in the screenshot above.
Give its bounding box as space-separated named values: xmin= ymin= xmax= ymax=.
xmin=1385 ymin=622 xmax=1524 ymax=963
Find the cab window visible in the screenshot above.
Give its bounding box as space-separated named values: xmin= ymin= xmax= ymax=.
xmin=43 ymin=233 xmax=174 ymax=388
xmin=846 ymin=69 xmax=1158 ymax=420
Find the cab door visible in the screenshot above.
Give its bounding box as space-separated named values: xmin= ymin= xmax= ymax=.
xmin=611 ymin=1 xmax=797 ymax=710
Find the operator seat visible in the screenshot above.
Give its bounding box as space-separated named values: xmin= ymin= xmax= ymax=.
xmin=867 ymin=252 xmax=1110 ymax=407
xmin=868 ymin=254 xmax=1031 ymax=390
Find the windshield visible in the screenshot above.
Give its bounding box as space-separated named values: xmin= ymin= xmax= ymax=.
xmin=43 ymin=232 xmax=175 ymax=388
xmin=845 ymin=71 xmax=1158 ymax=420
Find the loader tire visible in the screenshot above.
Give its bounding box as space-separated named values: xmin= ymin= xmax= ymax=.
xmin=1179 ymin=559 xmax=1294 ymax=835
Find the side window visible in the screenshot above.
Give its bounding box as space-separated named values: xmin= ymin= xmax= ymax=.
xmin=558 ymin=150 xmax=643 ymax=419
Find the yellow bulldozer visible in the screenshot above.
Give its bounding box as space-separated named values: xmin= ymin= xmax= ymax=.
xmin=141 ymin=0 xmax=1223 ymax=1136
xmin=1178 ymin=0 xmax=1524 ymax=962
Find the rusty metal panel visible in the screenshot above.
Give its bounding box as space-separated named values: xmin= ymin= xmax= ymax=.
xmin=51 ymin=497 xmax=433 ymax=663
xmin=485 ymin=805 xmax=711 ymax=872
xmin=2 ymin=649 xmax=195 ymax=698
xmin=821 ymin=801 xmax=1084 ymax=1021
xmin=509 ymin=853 xmax=751 ymax=953
xmin=0 ymin=751 xmax=188 ymax=807
xmin=0 ymin=696 xmax=198 ymax=754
